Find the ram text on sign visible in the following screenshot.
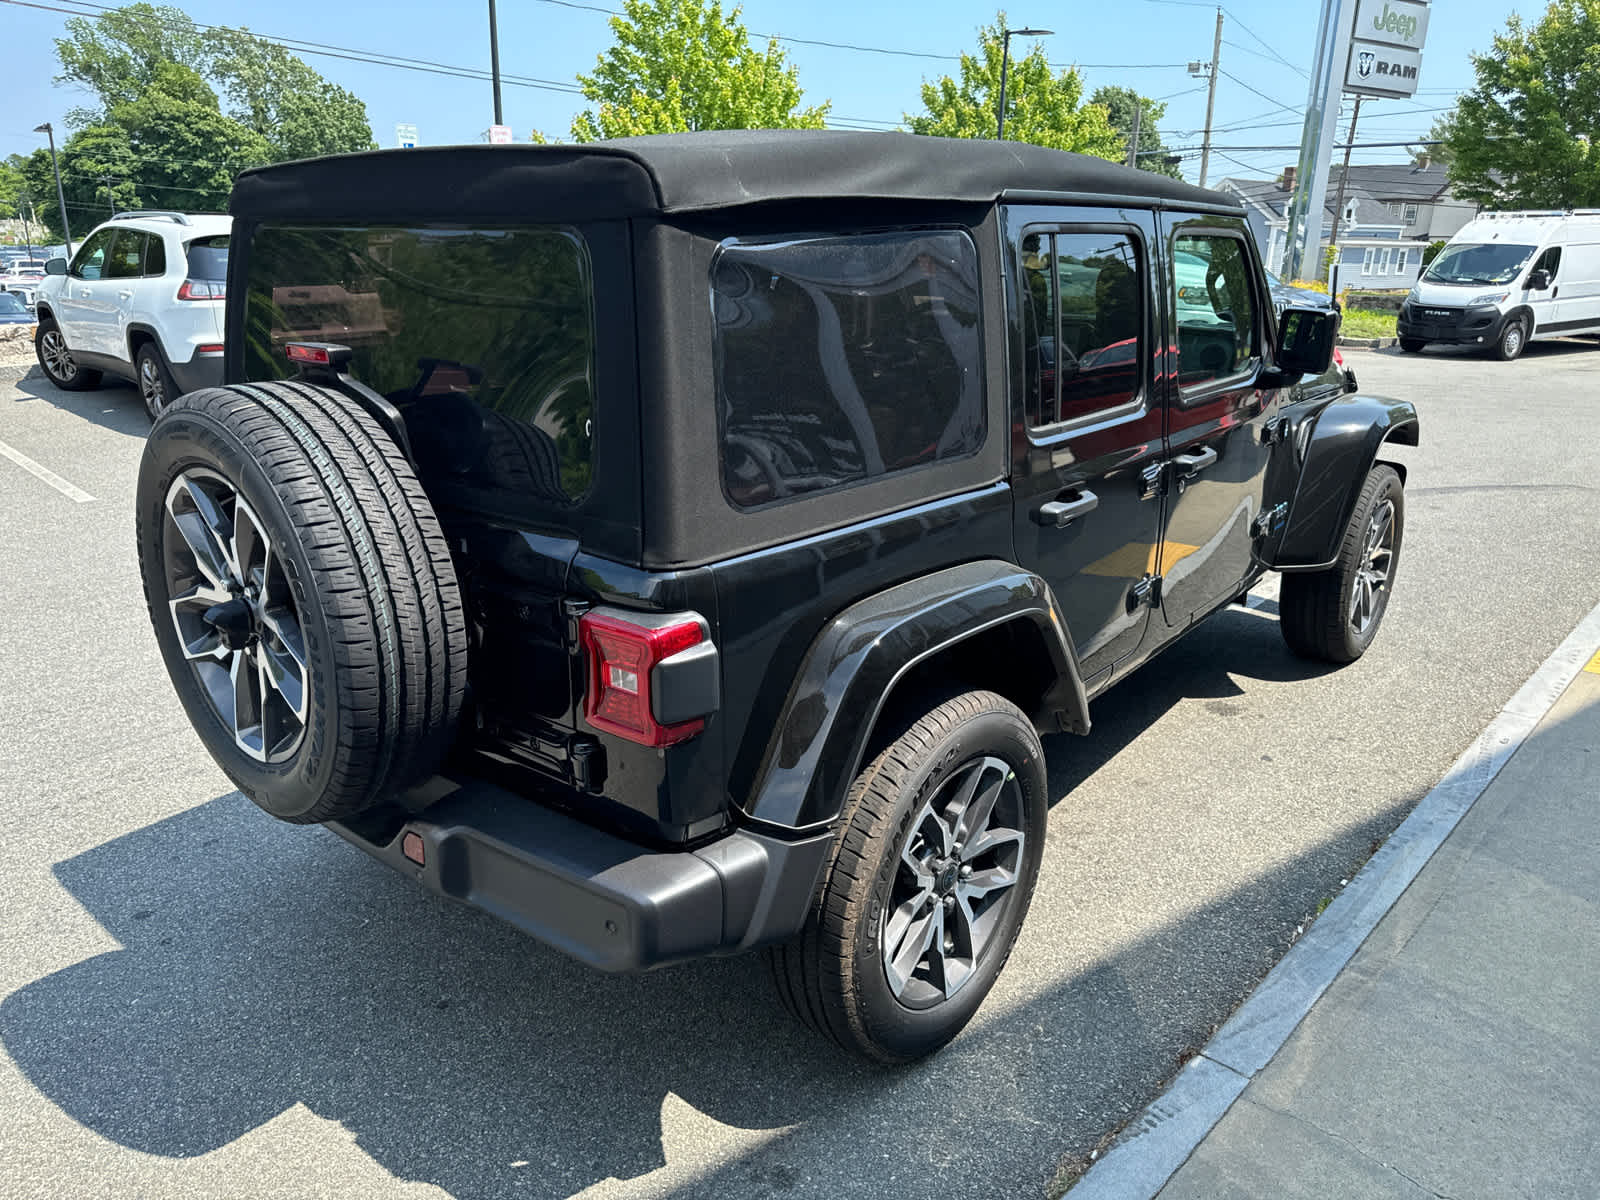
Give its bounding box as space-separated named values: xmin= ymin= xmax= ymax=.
xmin=1355 ymin=0 xmax=1430 ymax=50
xmin=1345 ymin=42 xmax=1423 ymax=98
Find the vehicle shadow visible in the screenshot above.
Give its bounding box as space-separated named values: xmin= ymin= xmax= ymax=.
xmin=7 ymin=367 xmax=150 ymax=438
xmin=0 ymin=606 xmax=1393 ymax=1199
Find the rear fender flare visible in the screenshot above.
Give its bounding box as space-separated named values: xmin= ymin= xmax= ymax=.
xmin=741 ymin=560 xmax=1087 ymax=833
xmin=1271 ymin=393 xmax=1419 ymax=572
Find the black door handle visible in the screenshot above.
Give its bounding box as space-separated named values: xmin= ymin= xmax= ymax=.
xmin=1035 ymin=489 xmax=1099 ymax=527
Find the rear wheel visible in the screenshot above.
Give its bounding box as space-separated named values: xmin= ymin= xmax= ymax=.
xmin=769 ymin=691 xmax=1046 ymax=1062
xmin=136 ymin=381 xmax=468 ymax=823
xmin=35 ymin=318 xmax=101 ymax=390
xmin=1398 ymin=337 xmax=1425 ymax=354
xmin=1279 ymin=465 xmax=1403 ymax=663
xmin=136 ymin=343 xmax=176 ymax=419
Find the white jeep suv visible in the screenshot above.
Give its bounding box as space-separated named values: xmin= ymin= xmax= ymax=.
xmin=34 ymin=211 xmax=231 ymax=419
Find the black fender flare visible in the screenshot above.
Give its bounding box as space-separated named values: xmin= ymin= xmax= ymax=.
xmin=740 ymin=559 xmax=1088 ymax=833
xmin=1271 ymin=393 xmax=1419 ymax=572
xmin=32 ymin=300 xmax=55 ymax=325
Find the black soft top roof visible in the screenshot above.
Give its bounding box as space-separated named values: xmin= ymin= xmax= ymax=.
xmin=230 ymin=130 xmax=1237 ymax=225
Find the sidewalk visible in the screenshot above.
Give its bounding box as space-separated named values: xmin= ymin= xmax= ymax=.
xmin=1155 ymin=659 xmax=1600 ymax=1198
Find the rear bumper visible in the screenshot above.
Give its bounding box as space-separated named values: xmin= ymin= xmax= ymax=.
xmin=328 ymin=778 xmax=832 ymax=972
xmin=167 ymin=350 xmax=224 ymax=395
xmin=1397 ymin=304 xmax=1507 ymax=345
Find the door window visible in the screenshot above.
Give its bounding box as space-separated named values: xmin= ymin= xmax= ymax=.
xmin=104 ymin=231 xmax=146 ymax=280
xmin=1172 ymin=233 xmax=1258 ymax=388
xmin=69 ymin=229 xmax=114 ymax=280
xmin=1019 ymin=230 xmax=1143 ymax=428
xmin=1531 ymin=246 xmax=1561 ymax=280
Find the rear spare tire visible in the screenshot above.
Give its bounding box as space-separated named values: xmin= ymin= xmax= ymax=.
xmin=136 ymin=381 xmax=468 ymax=823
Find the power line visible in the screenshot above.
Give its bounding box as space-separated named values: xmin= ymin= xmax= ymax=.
xmin=1217 ymin=68 xmax=1299 ymax=117
xmin=1219 ymin=7 xmax=1308 ymax=77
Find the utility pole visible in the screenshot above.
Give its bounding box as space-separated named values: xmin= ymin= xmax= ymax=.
xmin=1198 ymin=8 xmax=1224 ymax=188
xmin=100 ymin=174 xmax=118 ymax=218
xmin=488 ymin=0 xmax=504 ymax=126
xmin=33 ymin=122 xmax=72 ymax=258
xmin=1326 ymin=95 xmax=1364 ymax=290
xmin=1127 ymin=101 xmax=1142 ymax=169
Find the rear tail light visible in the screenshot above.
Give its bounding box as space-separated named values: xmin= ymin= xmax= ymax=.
xmin=196 ymin=343 xmax=224 ymax=356
xmin=176 ymin=279 xmax=225 ymax=300
xmin=579 ymin=610 xmax=716 ymax=747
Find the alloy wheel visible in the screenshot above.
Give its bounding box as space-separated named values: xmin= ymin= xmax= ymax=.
xmin=881 ymin=755 xmax=1027 ymax=1008
xmin=162 ymin=468 xmax=310 ymax=762
xmin=140 ymin=356 xmax=166 ymax=415
xmin=1349 ymin=498 xmax=1395 ymax=636
xmin=41 ymin=329 xmax=77 ymax=383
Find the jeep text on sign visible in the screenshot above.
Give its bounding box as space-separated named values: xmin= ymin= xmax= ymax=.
xmin=1356 ymin=0 xmax=1430 ymax=49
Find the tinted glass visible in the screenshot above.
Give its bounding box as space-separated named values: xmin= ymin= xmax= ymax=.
xmin=145 ymin=234 xmax=166 ymax=276
xmin=104 ymin=230 xmax=145 ymax=280
xmin=712 ymin=230 xmax=983 ymax=509
xmin=187 ymin=235 xmax=229 ymax=280
xmin=243 ymin=225 xmax=597 ymax=502
xmin=70 ymin=229 xmax=113 ymax=280
xmin=1021 ymin=231 xmax=1142 ymax=427
xmin=1173 ymin=234 xmax=1257 ymax=387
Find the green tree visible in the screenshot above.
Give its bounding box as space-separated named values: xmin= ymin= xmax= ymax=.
xmin=1410 ymin=114 xmax=1456 ymax=168
xmin=53 ymin=2 xmax=373 ymax=158
xmin=54 ymin=3 xmax=206 ymax=127
xmin=569 ymin=0 xmax=829 ymax=141
xmin=1091 ymin=85 xmax=1182 ymax=178
xmin=204 ymin=29 xmax=375 ymax=160
xmin=20 ymin=127 xmax=140 ymax=239
xmin=906 ymin=14 xmax=1122 ymax=158
xmin=1443 ymin=0 xmax=1600 ymax=207
xmin=0 ymin=155 xmax=28 ymax=219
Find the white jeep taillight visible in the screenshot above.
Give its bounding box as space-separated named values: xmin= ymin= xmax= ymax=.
xmin=579 ymin=610 xmax=718 ymax=747
xmin=176 ymin=279 xmax=225 ymax=300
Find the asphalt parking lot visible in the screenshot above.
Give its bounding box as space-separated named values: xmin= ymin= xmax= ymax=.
xmin=2 ymin=339 xmax=1597 ymax=1200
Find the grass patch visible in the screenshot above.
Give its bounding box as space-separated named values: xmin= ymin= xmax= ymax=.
xmin=1340 ymin=307 xmax=1398 ymax=340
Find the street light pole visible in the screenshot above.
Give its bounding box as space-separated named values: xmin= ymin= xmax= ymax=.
xmin=488 ymin=0 xmax=504 ymax=127
xmin=33 ymin=122 xmax=72 ymax=258
xmin=996 ymin=27 xmax=1053 ymax=140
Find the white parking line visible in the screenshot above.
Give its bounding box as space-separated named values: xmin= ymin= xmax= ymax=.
xmin=0 ymin=437 xmax=95 ymax=503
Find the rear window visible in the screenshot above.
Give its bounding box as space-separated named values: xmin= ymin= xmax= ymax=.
xmin=186 ymin=235 xmax=228 ymax=280
xmin=242 ymin=225 xmax=596 ymax=502
xmin=711 ymin=230 xmax=984 ymax=509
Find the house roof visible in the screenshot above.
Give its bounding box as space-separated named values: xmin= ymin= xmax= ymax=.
xmin=1218 ymin=160 xmax=1456 ymax=227
xmin=231 ymin=130 xmax=1238 ymax=224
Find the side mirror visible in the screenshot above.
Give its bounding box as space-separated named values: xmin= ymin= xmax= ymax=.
xmin=1274 ymin=305 xmax=1340 ymax=379
xmin=1526 ymin=269 xmax=1550 ymax=291
xmin=44 ymin=257 xmax=67 ymax=276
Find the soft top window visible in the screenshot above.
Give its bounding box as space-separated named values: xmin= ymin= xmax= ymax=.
xmin=711 ymin=229 xmax=984 ymax=510
xmin=242 ymin=224 xmax=597 ymax=503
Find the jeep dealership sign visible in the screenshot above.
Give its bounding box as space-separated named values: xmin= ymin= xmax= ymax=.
xmin=1345 ymin=0 xmax=1429 ymax=98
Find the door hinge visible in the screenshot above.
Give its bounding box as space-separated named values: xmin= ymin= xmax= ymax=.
xmin=1251 ymin=501 xmax=1289 ymax=540
xmin=1129 ymin=573 xmax=1162 ymax=612
xmin=1139 ymin=461 xmax=1167 ymax=501
xmin=562 ymin=597 xmax=591 ymax=648
xmin=1261 ymin=415 xmax=1289 ymax=446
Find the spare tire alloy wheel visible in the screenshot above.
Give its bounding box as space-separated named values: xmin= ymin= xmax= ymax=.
xmin=883 ymin=755 xmax=1028 ymax=1007
xmin=163 ymin=468 xmax=309 ymax=762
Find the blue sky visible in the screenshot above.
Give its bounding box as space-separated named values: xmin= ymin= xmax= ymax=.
xmin=2 ymin=0 xmax=1525 ymax=185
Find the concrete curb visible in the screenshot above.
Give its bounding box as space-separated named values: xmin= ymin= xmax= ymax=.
xmin=1336 ymin=336 xmax=1397 ymax=349
xmin=1067 ymin=596 xmax=1600 ymax=1199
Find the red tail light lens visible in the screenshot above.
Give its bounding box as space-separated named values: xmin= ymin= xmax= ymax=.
xmin=580 ymin=612 xmax=706 ymax=746
xmin=286 ymin=343 xmax=331 ymax=365
xmin=176 ymin=279 xmax=225 ymax=300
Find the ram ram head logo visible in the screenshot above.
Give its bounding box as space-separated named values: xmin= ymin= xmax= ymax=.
xmin=1357 ymin=50 xmax=1376 ymax=78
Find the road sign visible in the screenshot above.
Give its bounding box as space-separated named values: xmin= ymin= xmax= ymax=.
xmin=1345 ymin=0 xmax=1428 ymax=98
xmin=488 ymin=125 xmax=513 ymax=144
xmin=395 ymin=123 xmax=418 ymax=149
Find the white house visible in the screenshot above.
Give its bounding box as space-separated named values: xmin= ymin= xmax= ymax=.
xmin=1217 ymin=162 xmax=1479 ymax=290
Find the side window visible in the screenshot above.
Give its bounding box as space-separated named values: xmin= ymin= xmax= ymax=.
xmin=69 ymin=229 xmax=113 ymax=280
xmin=712 ymin=230 xmax=984 ymax=509
xmin=1020 ymin=230 xmax=1143 ymax=427
xmin=1532 ymin=246 xmax=1561 ymax=279
xmin=145 ymin=234 xmax=167 ymax=277
xmin=1173 ymin=233 xmax=1258 ymax=388
xmin=104 ymin=230 xmax=146 ymax=280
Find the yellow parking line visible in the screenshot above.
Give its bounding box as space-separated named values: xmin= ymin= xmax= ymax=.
xmin=1583 ymin=647 xmax=1600 ymax=675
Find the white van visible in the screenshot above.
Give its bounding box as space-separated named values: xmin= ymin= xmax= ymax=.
xmin=1397 ymin=209 xmax=1600 ymax=360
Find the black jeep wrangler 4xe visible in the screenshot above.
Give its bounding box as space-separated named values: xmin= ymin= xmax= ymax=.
xmin=136 ymin=131 xmax=1416 ymax=1063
